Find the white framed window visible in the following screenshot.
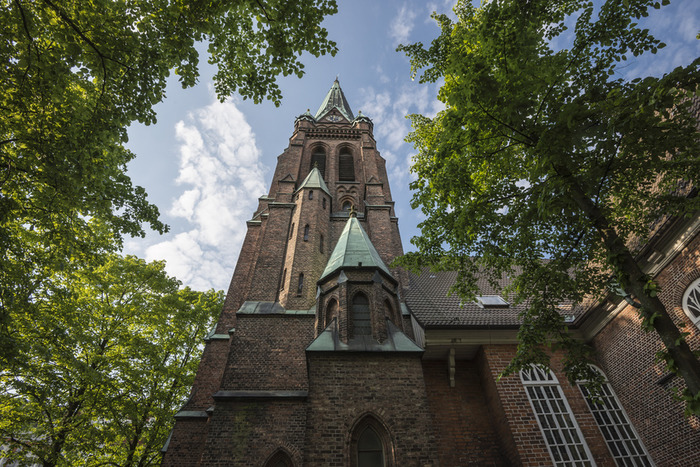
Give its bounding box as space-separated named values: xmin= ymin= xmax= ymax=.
xmin=520 ymin=365 xmax=594 ymax=467
xmin=682 ymin=277 xmax=700 ymax=329
xmin=579 ymin=366 xmax=654 ymax=467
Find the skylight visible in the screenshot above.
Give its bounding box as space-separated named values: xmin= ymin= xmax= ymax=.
xmin=476 ymin=295 xmax=509 ymax=308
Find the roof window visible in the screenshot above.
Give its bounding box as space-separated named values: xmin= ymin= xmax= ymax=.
xmin=476 ymin=295 xmax=509 ymax=308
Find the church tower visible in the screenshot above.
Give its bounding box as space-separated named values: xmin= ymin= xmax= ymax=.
xmin=162 ymin=80 xmax=438 ymax=466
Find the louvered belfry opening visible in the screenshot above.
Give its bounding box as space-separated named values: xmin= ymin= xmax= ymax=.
xmin=311 ymin=148 xmax=326 ymax=179
xmin=339 ymin=147 xmax=355 ymax=181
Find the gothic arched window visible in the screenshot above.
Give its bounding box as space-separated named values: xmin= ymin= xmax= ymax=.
xmin=264 ymin=449 xmax=294 ymax=467
xmin=281 ymin=268 xmax=287 ymax=289
xmin=339 ymin=147 xmax=355 ymax=181
xmin=353 ymin=293 xmax=370 ymax=336
xmin=303 ymin=224 xmax=310 ymax=242
xmin=322 ymin=197 xmax=327 ymax=209
xmin=325 ymin=298 xmax=338 ymax=329
xmin=357 ymin=427 xmax=383 ymax=466
xmin=297 ymin=273 xmax=304 ymax=296
xmin=384 ymin=299 xmax=395 ymax=324
xmin=342 ymin=200 xmax=353 ymax=212
xmin=350 ymin=415 xmax=393 ymax=467
xmin=289 ymin=223 xmax=294 ymax=239
xmin=311 ymin=147 xmax=326 ymax=179
xmin=309 ymin=190 xmax=314 ymax=200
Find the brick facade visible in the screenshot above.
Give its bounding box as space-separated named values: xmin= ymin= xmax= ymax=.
xmin=163 ymin=81 xmax=699 ymax=466
xmin=593 ymin=230 xmax=700 ymax=466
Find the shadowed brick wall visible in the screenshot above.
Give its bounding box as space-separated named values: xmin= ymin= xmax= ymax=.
xmin=304 ymin=353 xmax=438 ymax=466
xmin=423 ymin=358 xmax=507 ymax=466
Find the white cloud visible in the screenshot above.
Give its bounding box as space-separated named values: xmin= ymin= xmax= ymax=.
xmin=135 ymin=98 xmax=267 ymax=291
xmin=390 ymin=5 xmax=417 ymax=45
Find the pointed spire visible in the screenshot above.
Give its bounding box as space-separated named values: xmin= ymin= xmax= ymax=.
xmin=296 ymin=166 xmax=330 ymax=196
xmin=315 ymin=79 xmax=354 ymax=121
xmin=319 ymin=216 xmax=391 ymax=281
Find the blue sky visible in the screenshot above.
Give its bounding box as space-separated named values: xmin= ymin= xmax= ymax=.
xmin=123 ymin=0 xmax=700 ymax=291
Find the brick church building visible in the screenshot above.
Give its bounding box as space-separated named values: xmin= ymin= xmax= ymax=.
xmin=161 ymin=81 xmax=700 ymax=466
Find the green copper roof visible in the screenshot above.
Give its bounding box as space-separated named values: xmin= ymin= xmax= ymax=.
xmin=319 ymin=215 xmax=391 ymax=281
xmin=306 ymin=318 xmax=423 ymax=353
xmin=315 ymin=78 xmax=354 ymax=121
xmin=296 ymin=167 xmax=330 ymax=196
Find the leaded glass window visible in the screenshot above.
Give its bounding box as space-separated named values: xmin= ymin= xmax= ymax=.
xmin=357 ymin=426 xmax=384 ymax=467
xmin=353 ymin=293 xmax=371 ymax=336
xmin=579 ymin=366 xmax=654 ymax=466
xmin=520 ymin=365 xmax=594 ymax=467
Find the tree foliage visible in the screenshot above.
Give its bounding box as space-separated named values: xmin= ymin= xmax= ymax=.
xmin=0 ymin=0 xmax=338 ymax=360
xmin=398 ymin=0 xmax=700 ymax=411
xmin=0 ymin=253 xmax=223 ymax=466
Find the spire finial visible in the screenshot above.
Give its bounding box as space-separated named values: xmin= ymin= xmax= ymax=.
xmin=349 ymin=206 xmax=357 ymax=218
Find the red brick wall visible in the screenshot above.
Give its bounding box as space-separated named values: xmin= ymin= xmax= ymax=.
xmin=200 ymin=400 xmax=307 ymax=466
xmin=423 ymin=358 xmax=507 ymax=466
xmin=304 ymin=353 xmax=438 ymax=466
xmin=222 ymin=315 xmax=314 ymax=391
xmin=162 ymin=418 xmax=211 ymax=466
xmin=593 ymin=231 xmax=700 ymax=466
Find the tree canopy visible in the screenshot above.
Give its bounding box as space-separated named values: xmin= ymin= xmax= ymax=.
xmin=0 ymin=253 xmax=223 ymax=466
xmin=0 ymin=0 xmax=338 ymax=361
xmin=398 ymin=0 xmax=700 ymax=411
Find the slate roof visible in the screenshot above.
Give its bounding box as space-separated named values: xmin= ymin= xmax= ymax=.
xmin=404 ymin=269 xmax=583 ymax=328
xmin=315 ymin=78 xmax=354 ymax=121
xmin=319 ymin=216 xmax=392 ymax=281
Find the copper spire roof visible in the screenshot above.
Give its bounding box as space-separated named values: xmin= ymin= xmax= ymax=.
xmin=314 ymin=78 xmax=354 ymax=121
xmin=319 ymin=216 xmax=391 ymax=281
xmin=296 ymin=166 xmax=330 ymax=196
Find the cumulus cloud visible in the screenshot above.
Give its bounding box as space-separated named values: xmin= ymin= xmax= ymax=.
xmin=139 ymin=99 xmax=267 ymax=291
xmin=359 ymin=83 xmax=439 ymax=190
xmin=390 ymin=5 xmax=417 ymax=45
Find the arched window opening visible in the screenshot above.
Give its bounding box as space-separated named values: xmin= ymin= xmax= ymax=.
xmin=325 ymin=298 xmax=338 ymax=329
xmin=311 ymin=148 xmax=326 ymax=179
xmin=384 ymin=299 xmax=394 ymax=323
xmin=342 ymin=200 xmax=353 ymax=212
xmin=309 ymin=190 xmax=314 ymax=200
xmin=297 ymin=273 xmax=304 ymax=297
xmin=281 ymin=268 xmax=287 ymax=289
xmin=520 ymin=366 xmax=593 ymax=466
xmin=578 ymin=366 xmax=653 ymax=465
xmin=339 ymin=147 xmax=355 ymax=181
xmin=322 ymin=197 xmax=327 ymax=209
xmin=264 ymin=449 xmax=294 ymax=467
xmin=320 ymin=234 xmax=324 ymax=253
xmin=303 ymin=224 xmax=310 ymax=242
xmin=350 ymin=415 xmax=392 ymax=467
xmin=353 ymin=293 xmax=371 ymax=336
xmin=682 ymin=277 xmax=700 ymax=330
xmin=289 ymin=223 xmax=295 ymax=239
xmin=358 ymin=427 xmax=384 ymax=466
